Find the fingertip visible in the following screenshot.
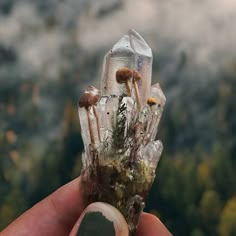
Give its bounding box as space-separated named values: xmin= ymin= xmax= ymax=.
xmin=136 ymin=213 xmax=172 ymax=236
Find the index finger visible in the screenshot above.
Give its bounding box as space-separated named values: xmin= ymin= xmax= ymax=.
xmin=1 ymin=177 xmax=85 ymax=236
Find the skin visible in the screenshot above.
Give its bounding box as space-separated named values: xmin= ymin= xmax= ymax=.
xmin=1 ymin=177 xmax=172 ymax=236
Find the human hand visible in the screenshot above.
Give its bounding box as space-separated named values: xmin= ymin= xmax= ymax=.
xmin=1 ymin=177 xmax=172 ymax=236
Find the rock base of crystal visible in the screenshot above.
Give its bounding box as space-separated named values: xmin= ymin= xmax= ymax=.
xmin=80 ymin=149 xmax=155 ymax=234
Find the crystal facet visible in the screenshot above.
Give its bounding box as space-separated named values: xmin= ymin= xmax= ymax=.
xmin=78 ymin=30 xmax=165 ymax=234
xmin=101 ymin=29 xmax=152 ymax=107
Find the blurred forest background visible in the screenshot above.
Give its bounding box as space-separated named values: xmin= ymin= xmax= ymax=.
xmin=1 ymin=0 xmax=236 ymax=235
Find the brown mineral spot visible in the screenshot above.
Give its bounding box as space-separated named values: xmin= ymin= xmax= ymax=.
xmin=116 ymin=67 xmax=132 ymax=83
xmin=116 ymin=67 xmax=132 ymax=96
xmin=79 ymin=91 xmax=99 ymax=109
xmin=147 ymin=97 xmax=158 ymax=106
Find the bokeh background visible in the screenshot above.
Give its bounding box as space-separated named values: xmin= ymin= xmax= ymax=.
xmin=1 ymin=0 xmax=236 ymax=235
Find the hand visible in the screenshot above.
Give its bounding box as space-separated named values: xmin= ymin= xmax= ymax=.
xmin=1 ymin=177 xmax=172 ymax=236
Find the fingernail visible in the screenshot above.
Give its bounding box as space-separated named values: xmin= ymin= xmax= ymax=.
xmin=77 ymin=211 xmax=115 ymax=236
xmin=70 ymin=202 xmax=129 ymax=236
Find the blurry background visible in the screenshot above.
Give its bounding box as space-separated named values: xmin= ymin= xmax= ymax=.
xmin=0 ymin=0 xmax=236 ymax=235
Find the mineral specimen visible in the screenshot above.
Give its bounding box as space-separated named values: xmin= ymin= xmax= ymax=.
xmin=78 ymin=29 xmax=166 ymax=235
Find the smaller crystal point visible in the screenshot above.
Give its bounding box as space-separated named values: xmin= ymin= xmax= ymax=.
xmin=147 ymin=83 xmax=166 ymax=141
xmin=142 ymin=140 xmax=163 ymax=168
xmin=150 ymin=83 xmax=166 ymax=107
xmin=78 ymin=86 xmax=100 ymax=156
xmin=101 ymin=29 xmax=153 ymax=108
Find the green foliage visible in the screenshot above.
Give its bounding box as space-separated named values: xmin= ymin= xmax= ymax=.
xmin=0 ymin=189 xmax=27 ymax=229
xmin=219 ymin=197 xmax=236 ymax=236
xmin=191 ymin=228 xmax=206 ymax=236
xmin=200 ymin=190 xmax=221 ymax=235
xmin=146 ymin=145 xmax=236 ymax=236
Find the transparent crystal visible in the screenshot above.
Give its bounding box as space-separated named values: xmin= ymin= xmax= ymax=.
xmin=141 ymin=140 xmax=163 ymax=168
xmin=78 ymin=30 xmax=165 ymax=235
xmin=150 ymin=83 xmax=166 ymax=106
xmin=101 ymin=29 xmax=152 ymax=107
xmin=78 ymin=86 xmax=101 ymax=159
xmin=148 ymin=83 xmax=166 ymax=141
xmin=78 ymin=107 xmax=90 ymax=156
xmin=96 ymin=96 xmax=119 ymax=141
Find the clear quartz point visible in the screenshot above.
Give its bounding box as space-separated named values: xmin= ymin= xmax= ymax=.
xmin=78 ymin=107 xmax=91 ymax=156
xmin=148 ymin=83 xmax=166 ymax=141
xmin=78 ymin=30 xmax=165 ymax=235
xmin=78 ymin=86 xmax=100 ymax=158
xmin=101 ymin=29 xmax=152 ymax=107
xmin=142 ymin=140 xmax=163 ymax=169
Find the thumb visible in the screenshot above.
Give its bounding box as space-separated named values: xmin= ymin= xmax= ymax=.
xmin=69 ymin=202 xmax=129 ymax=236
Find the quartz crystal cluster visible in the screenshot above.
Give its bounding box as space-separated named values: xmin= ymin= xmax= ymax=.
xmin=78 ymin=29 xmax=166 ymax=234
